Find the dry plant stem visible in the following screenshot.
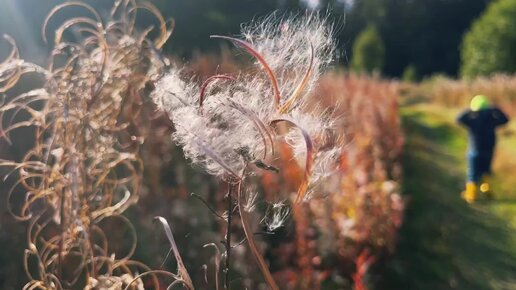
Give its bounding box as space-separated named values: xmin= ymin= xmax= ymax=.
xmin=237 ymin=180 xmax=279 ymax=290
xmin=278 ymin=42 xmax=314 ymax=114
xmin=58 ymin=187 xmax=65 ymax=280
xmin=58 ymin=99 xmax=69 ymax=281
xmin=224 ymin=185 xmax=233 ymax=290
xmin=154 ymin=217 xmax=194 ymax=289
xmin=292 ymin=202 xmax=314 ymax=290
xmin=191 ymin=193 xmax=225 ymax=220
xmin=203 ymin=243 xmax=221 ymax=290
xmin=199 ymin=75 xmax=236 ymax=114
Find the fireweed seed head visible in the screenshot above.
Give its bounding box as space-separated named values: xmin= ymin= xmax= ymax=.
xmin=152 ymin=14 xmax=339 ymax=186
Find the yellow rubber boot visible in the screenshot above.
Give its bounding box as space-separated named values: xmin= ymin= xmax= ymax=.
xmin=461 ymin=182 xmax=477 ymax=203
xmin=480 ymin=175 xmax=493 ymax=199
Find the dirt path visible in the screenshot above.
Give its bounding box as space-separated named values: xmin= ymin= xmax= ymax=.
xmin=378 ymin=104 xmax=516 ymax=290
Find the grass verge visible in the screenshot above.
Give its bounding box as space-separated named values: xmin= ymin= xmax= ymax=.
xmin=377 ymin=103 xmax=516 ymax=290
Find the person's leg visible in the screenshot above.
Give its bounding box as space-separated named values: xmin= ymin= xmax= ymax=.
xmin=485 ymin=149 xmax=494 ymax=175
xmin=479 ymin=150 xmax=494 ymax=196
xmin=467 ymin=151 xmax=483 ymax=182
xmin=463 ymin=152 xmax=479 ymax=203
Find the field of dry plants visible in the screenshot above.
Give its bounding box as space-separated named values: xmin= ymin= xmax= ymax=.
xmin=0 ymin=1 xmax=405 ymax=290
xmin=404 ymin=74 xmax=516 ymax=115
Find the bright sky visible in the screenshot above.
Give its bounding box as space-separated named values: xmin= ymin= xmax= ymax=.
xmin=303 ymin=0 xmax=355 ymax=9
xmin=305 ymin=0 xmax=320 ymax=8
xmin=0 ymin=0 xmax=43 ymax=62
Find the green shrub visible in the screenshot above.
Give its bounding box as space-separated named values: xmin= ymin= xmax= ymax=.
xmin=402 ymin=64 xmax=418 ymax=82
xmin=461 ymin=0 xmax=516 ymax=78
xmin=350 ymin=25 xmax=385 ymax=74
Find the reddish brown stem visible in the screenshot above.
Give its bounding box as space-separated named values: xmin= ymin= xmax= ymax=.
xmin=210 ymin=35 xmax=281 ymax=109
xmin=270 ymin=118 xmax=314 ymax=203
xmin=199 ymin=75 xmax=236 ymax=113
xmin=237 ymin=181 xmax=279 ymax=290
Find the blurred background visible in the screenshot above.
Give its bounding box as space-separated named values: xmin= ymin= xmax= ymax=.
xmin=2 ymin=0 xmax=516 ymax=290
xmin=0 ymin=0 xmax=490 ymax=77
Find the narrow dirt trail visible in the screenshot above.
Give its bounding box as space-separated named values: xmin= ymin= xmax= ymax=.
xmin=378 ymin=104 xmax=516 ymax=290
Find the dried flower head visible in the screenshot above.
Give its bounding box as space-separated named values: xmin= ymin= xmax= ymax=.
xmin=151 ymin=14 xmax=340 ymax=290
xmin=152 ymin=14 xmax=340 ymax=200
xmin=0 ymin=1 xmax=172 ymax=288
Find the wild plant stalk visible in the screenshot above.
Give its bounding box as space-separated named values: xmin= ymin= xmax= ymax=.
xmin=0 ymin=1 xmax=173 ymax=288
xmin=151 ymin=14 xmax=341 ymax=290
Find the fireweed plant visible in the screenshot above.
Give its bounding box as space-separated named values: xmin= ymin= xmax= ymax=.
xmin=151 ymin=15 xmax=341 ymax=290
xmin=0 ymin=1 xmax=174 ymax=289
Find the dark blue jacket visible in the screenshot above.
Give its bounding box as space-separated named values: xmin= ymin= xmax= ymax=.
xmin=457 ymin=107 xmax=509 ymax=152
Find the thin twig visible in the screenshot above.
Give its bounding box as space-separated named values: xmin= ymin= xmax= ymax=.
xmin=224 ymin=185 xmax=233 ymax=290
xmin=191 ymin=193 xmax=226 ymax=221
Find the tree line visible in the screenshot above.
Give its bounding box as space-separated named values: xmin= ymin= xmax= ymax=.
xmin=5 ymin=0 xmax=516 ymax=78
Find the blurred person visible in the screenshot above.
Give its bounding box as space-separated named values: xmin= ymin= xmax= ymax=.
xmin=457 ymin=95 xmax=509 ymax=203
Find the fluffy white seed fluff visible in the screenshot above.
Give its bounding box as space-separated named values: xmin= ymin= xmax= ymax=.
xmin=242 ymin=14 xmax=336 ymax=105
xmin=152 ymin=14 xmax=340 ymax=194
xmin=265 ymin=202 xmax=290 ymax=231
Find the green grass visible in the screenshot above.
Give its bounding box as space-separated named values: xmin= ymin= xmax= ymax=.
xmin=377 ymin=103 xmax=516 ymax=290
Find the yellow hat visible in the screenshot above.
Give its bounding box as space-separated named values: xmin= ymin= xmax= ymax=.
xmin=470 ymin=95 xmax=489 ymax=111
